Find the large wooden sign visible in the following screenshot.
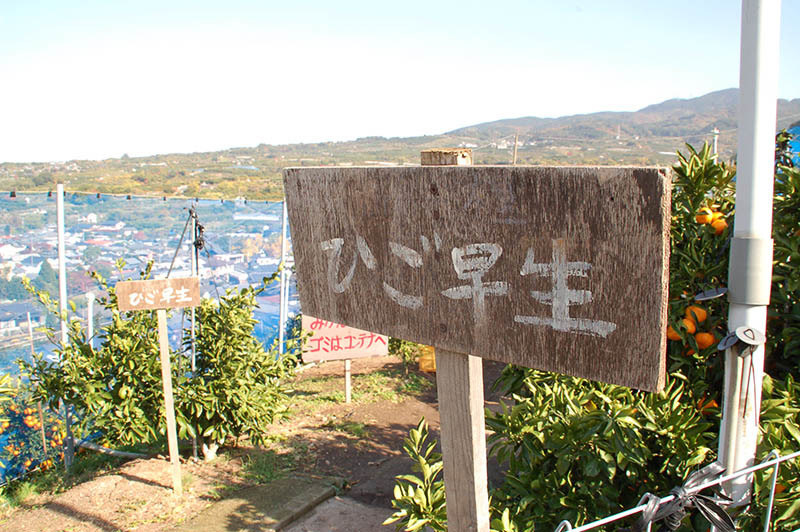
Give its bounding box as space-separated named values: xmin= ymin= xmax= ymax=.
xmin=301 ymin=315 xmax=388 ymax=362
xmin=284 ymin=166 xmax=670 ymax=392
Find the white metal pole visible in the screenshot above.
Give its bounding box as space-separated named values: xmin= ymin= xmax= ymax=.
xmin=56 ymin=183 xmax=75 ymax=469
xmin=56 ymin=184 xmax=68 ymax=346
xmin=719 ymin=0 xmax=781 ymax=505
xmin=190 ymin=210 xmax=198 ymax=460
xmin=283 ymin=269 xmax=292 ymax=344
xmin=86 ymin=291 xmax=94 ymax=348
xmin=278 ymin=201 xmax=288 ymax=354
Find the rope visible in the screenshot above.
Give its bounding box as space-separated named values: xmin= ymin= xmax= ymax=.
xmin=166 ymin=210 xmax=193 ymax=278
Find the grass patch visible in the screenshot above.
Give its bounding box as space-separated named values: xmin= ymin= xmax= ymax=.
xmin=290 ymin=367 xmax=433 ymax=415
xmin=241 ymin=452 xmax=282 ymax=484
xmin=322 ymin=420 xmax=369 ymax=438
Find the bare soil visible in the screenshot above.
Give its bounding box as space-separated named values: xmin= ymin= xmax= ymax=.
xmin=0 ymin=355 xmax=507 ymax=531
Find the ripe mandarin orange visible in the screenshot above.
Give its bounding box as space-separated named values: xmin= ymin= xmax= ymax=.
xmin=667 ymin=325 xmax=681 ymax=341
xmin=695 ymin=207 xmax=713 ymax=224
xmin=695 ymin=332 xmax=715 ymax=349
xmin=685 ymin=305 xmax=708 ymax=323
xmin=711 ymin=219 xmax=728 ymax=235
xmin=682 ymin=318 xmax=697 ymax=334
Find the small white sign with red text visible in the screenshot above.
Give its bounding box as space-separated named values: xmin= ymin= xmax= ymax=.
xmin=301 ymin=314 xmax=388 ymax=362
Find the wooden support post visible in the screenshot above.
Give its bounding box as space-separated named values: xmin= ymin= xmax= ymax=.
xmin=423 ymin=149 xmax=489 ymax=532
xmin=436 ymin=349 xmax=490 ymax=532
xmin=344 ymin=359 xmax=352 ymax=403
xmin=157 ymin=309 xmax=182 ymax=496
xmin=420 ymin=148 xmax=472 ymax=166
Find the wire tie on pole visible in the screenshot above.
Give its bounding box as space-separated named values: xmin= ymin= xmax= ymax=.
xmin=620 ymin=493 xmax=660 ymax=532
xmin=620 ymin=464 xmax=735 ymax=532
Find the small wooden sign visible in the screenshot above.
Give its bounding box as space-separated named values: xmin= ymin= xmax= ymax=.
xmin=301 ymin=315 xmax=388 ymax=362
xmin=115 ymin=276 xmax=201 ymax=496
xmin=284 ymin=166 xmax=670 ymax=392
xmin=116 ymin=277 xmax=200 ymax=312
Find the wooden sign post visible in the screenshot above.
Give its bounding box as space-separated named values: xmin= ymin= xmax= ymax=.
xmin=116 ymin=277 xmax=201 ymax=496
xmin=422 ymin=149 xmax=489 ymax=531
xmin=284 ymin=160 xmax=670 ymax=530
xmin=301 ymin=315 xmax=389 ymax=403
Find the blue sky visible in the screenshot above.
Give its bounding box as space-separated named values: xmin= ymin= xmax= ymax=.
xmin=1 ymin=1 xmax=798 ymax=162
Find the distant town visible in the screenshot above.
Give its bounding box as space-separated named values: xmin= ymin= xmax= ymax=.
xmin=0 ymin=192 xmax=296 ymax=370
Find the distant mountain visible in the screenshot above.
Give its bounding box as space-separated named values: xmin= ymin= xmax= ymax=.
xmin=447 ymin=88 xmax=800 ymax=142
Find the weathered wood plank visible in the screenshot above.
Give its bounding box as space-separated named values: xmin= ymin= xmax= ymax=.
xmin=284 ymin=166 xmax=670 ymax=392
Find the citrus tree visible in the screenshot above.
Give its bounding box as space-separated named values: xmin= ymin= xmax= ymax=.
xmin=178 ymin=277 xmax=297 ymax=460
xmin=18 ymin=261 xmax=297 ymax=464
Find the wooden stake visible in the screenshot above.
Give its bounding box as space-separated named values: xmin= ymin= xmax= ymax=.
xmin=436 ymin=349 xmax=490 ymax=532
xmin=344 ymin=359 xmax=352 ymax=403
xmin=422 ymin=149 xmax=490 ymax=532
xmin=157 ymin=309 xmax=182 ymax=496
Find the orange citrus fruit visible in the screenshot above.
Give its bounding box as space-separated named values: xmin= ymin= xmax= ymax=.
xmin=697 ymin=396 xmax=719 ymax=415
xmin=695 ymin=332 xmax=715 ymax=349
xmin=711 ymin=211 xmax=725 ymax=222
xmin=695 ymin=207 xmax=713 ymax=224
xmin=711 ymin=219 xmax=728 ymax=235
xmin=685 ymin=305 xmax=708 ymax=323
xmin=667 ymin=325 xmax=681 ymax=341
xmin=682 ymin=318 xmax=697 ymax=334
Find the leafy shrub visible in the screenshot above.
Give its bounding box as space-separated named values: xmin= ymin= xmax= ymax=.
xmin=384 ymin=419 xmax=447 ymax=531
xmin=19 ymin=260 xmax=296 ymax=461
xmin=179 ymin=279 xmax=296 ymax=460
xmin=389 ymin=338 xmax=422 ymax=376
xmin=20 ymin=262 xmax=178 ymax=446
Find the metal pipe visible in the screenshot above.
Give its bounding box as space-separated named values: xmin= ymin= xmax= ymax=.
xmin=719 ymin=0 xmax=782 ymax=505
xmin=190 ymin=209 xmax=198 ymax=460
xmin=278 ymin=201 xmax=288 ymax=354
xmin=56 ymin=183 xmax=74 ymax=469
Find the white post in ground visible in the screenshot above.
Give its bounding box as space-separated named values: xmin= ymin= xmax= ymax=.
xmin=86 ymin=291 xmax=94 ymax=348
xmin=56 ymin=183 xmax=75 ymax=469
xmin=279 ymin=201 xmax=288 ymax=354
xmin=190 ymin=209 xmax=199 ymax=460
xmin=719 ymin=0 xmax=781 ymax=505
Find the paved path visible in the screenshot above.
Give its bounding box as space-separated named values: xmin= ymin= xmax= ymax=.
xmin=171 ymin=476 xmax=392 ymax=531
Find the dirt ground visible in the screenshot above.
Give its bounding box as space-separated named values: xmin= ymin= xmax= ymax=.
xmin=0 ymin=355 xmax=507 ymax=531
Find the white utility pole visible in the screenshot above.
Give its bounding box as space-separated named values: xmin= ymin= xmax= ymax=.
xmin=719 ymin=0 xmax=781 ymax=505
xmin=56 ymin=183 xmax=75 ymax=469
xmin=278 ymin=201 xmax=288 ymax=354
xmin=190 ymin=208 xmax=199 ymax=460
